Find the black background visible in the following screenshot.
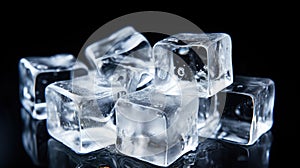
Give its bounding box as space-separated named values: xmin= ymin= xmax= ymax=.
xmin=1 ymin=3 xmax=294 ymax=167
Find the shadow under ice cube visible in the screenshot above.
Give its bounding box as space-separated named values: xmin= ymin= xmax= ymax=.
xmin=46 ymin=75 xmax=126 ymax=154
xmin=115 ymin=85 xmax=199 ymax=167
xmin=85 ymin=26 xmax=154 ymax=92
xmin=212 ymin=76 xmax=275 ymax=145
xmin=19 ymin=54 xmax=88 ymax=119
xmin=153 ymin=33 xmax=233 ymax=98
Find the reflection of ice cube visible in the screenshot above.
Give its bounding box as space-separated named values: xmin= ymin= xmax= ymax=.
xmin=46 ymin=75 xmax=126 ymax=154
xmin=47 ymin=138 xmax=117 ymax=168
xmin=47 ymin=132 xmax=272 ymax=168
xmin=85 ymin=26 xmax=154 ymax=92
xmin=212 ymin=76 xmax=275 ymax=145
xmin=153 ymin=33 xmax=233 ymax=98
xmin=115 ymin=83 xmax=199 ymax=167
xmin=21 ymin=108 xmax=49 ymax=166
xmin=19 ymin=54 xmax=88 ymax=119
xmin=182 ymin=131 xmax=272 ymax=167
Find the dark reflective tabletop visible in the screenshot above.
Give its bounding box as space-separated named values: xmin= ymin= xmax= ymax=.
xmin=20 ymin=107 xmax=273 ymax=168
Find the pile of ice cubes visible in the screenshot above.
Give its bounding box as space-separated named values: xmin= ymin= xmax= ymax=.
xmin=19 ymin=26 xmax=275 ymax=167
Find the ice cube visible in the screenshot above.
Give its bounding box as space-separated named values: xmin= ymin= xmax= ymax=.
xmin=21 ymin=108 xmax=49 ymax=166
xmin=85 ymin=26 xmax=154 ymax=92
xmin=47 ymin=138 xmax=117 ymax=168
xmin=115 ymin=83 xmax=199 ymax=167
xmin=197 ymin=94 xmax=224 ymax=139
xmin=211 ymin=76 xmax=275 ymax=145
xmin=153 ymin=33 xmax=233 ymax=98
xmin=45 ymin=75 xmax=126 ymax=154
xmin=19 ymin=54 xmax=88 ymax=119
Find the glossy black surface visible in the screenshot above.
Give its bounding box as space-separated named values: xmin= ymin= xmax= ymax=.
xmin=20 ymin=106 xmax=273 ymax=167
xmin=1 ymin=4 xmax=290 ymax=167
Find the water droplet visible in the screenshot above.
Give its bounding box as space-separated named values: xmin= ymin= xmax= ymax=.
xmin=265 ymin=94 xmax=268 ymax=98
xmin=178 ymin=47 xmax=189 ymax=55
xmin=115 ymin=49 xmax=121 ymax=54
xmin=177 ymin=67 xmax=185 ymax=77
xmin=235 ymin=107 xmax=241 ymax=116
xmin=237 ymin=85 xmax=243 ymax=88
xmin=234 ymin=84 xmax=244 ymax=91
xmin=168 ymin=37 xmax=179 ymax=43
xmin=42 ymin=79 xmax=47 ymax=84
xmin=37 ymin=64 xmax=48 ymax=70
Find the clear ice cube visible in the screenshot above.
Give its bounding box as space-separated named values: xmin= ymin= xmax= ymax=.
xmin=45 ymin=74 xmax=126 ymax=154
xmin=211 ymin=76 xmax=275 ymax=145
xmin=19 ymin=54 xmax=88 ymax=119
xmin=21 ymin=108 xmax=49 ymax=166
xmin=153 ymin=33 xmax=233 ymax=98
xmin=197 ymin=94 xmax=224 ymax=139
xmin=115 ymin=83 xmax=199 ymax=167
xmin=85 ymin=26 xmax=154 ymax=92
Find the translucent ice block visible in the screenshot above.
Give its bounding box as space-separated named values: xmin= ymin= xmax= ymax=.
xmin=197 ymin=94 xmax=224 ymax=139
xmin=212 ymin=76 xmax=275 ymax=145
xmin=19 ymin=54 xmax=88 ymax=119
xmin=85 ymin=26 xmax=154 ymax=92
xmin=21 ymin=108 xmax=49 ymax=166
xmin=115 ymin=84 xmax=199 ymax=167
xmin=153 ymin=33 xmax=233 ymax=98
xmin=46 ymin=75 xmax=126 ymax=154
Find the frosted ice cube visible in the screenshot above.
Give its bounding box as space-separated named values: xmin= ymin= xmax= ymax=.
xmin=153 ymin=33 xmax=233 ymax=98
xmin=45 ymin=75 xmax=126 ymax=154
xmin=85 ymin=26 xmax=154 ymax=92
xmin=115 ymin=83 xmax=199 ymax=167
xmin=212 ymin=76 xmax=275 ymax=145
xmin=21 ymin=108 xmax=49 ymax=166
xmin=19 ymin=54 xmax=88 ymax=119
